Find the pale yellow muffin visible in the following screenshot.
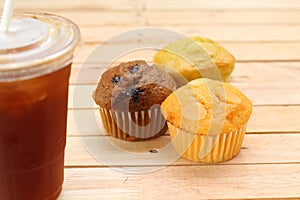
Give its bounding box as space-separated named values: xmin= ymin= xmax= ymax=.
xmin=161 ymin=78 xmax=252 ymax=163
xmin=153 ymin=36 xmax=235 ymax=86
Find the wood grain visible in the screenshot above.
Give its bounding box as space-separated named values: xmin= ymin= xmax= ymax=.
xmin=23 ymin=10 xmax=300 ymax=26
xmin=6 ymin=0 xmax=300 ymax=199
xmin=67 ymin=82 xmax=300 ymax=109
xmin=65 ymin=134 xmax=300 ymax=167
xmin=73 ymin=42 xmax=300 ymax=65
xmin=143 ymin=10 xmax=300 ymax=25
xmin=143 ymin=0 xmax=300 ymax=10
xmin=70 ymin=62 xmax=300 ymax=84
xmin=0 ymin=0 xmax=134 ymax=11
xmin=5 ymin=0 xmax=300 ymax=11
xmin=67 ymin=106 xmax=300 ymax=136
xmin=78 ymin=25 xmax=300 ymax=43
xmin=60 ymin=164 xmax=300 ymax=200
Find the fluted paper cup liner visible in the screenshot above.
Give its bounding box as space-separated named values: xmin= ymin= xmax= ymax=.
xmin=99 ymin=107 xmax=167 ymax=141
xmin=168 ymin=122 xmax=247 ymax=163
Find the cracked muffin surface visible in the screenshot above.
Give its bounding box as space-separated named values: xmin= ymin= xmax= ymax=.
xmin=94 ymin=60 xmax=176 ymax=112
xmin=161 ymin=78 xmax=252 ymax=135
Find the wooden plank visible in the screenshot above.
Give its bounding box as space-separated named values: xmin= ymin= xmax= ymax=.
xmin=143 ymin=0 xmax=300 ymax=10
xmin=67 ymin=108 xmax=102 ymax=136
xmin=60 ymin=164 xmax=300 ymax=199
xmin=70 ymin=62 xmax=300 ymax=84
xmin=79 ymin=25 xmax=300 ymax=43
xmin=0 ymin=0 xmax=134 ymax=11
xmin=231 ymin=82 xmax=300 ymax=106
xmin=74 ymin=42 xmax=300 ymax=64
xmin=65 ymin=134 xmax=300 ymax=167
xmin=143 ymin=10 xmax=300 ymax=25
xmin=59 ymin=188 xmax=140 ymax=200
xmin=249 ymin=106 xmax=300 ymax=133
xmin=67 ymin=82 xmax=300 ymax=109
xmin=18 ymin=10 xmax=300 ymax=27
xmin=226 ymin=42 xmax=300 ymax=61
xmin=5 ymin=0 xmax=300 ymax=11
xmin=66 ymin=106 xmax=300 ymax=136
xmin=229 ymin=62 xmax=300 ymax=83
xmin=55 ymin=11 xmax=139 ymax=26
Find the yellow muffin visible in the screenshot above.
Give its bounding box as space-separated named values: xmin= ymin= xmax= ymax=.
xmin=161 ymin=78 xmax=252 ymax=163
xmin=153 ymin=36 xmax=235 ymax=86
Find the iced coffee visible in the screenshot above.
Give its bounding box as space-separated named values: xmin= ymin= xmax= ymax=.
xmin=0 ymin=13 xmax=80 ymax=200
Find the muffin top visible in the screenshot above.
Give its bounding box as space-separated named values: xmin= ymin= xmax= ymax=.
xmin=94 ymin=60 xmax=176 ymax=112
xmin=153 ymin=36 xmax=235 ymax=82
xmin=161 ymin=78 xmax=252 ymax=135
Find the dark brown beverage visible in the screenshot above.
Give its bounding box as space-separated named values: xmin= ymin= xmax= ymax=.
xmin=0 ymin=13 xmax=80 ymax=200
xmin=0 ymin=64 xmax=71 ymax=200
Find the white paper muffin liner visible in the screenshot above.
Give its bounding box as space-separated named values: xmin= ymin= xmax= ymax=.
xmin=168 ymin=122 xmax=248 ymax=163
xmin=99 ymin=107 xmax=167 ymax=141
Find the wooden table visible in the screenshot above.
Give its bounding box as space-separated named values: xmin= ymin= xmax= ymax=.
xmin=4 ymin=0 xmax=300 ymax=199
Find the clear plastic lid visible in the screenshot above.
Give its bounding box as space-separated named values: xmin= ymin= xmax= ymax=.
xmin=0 ymin=13 xmax=81 ymax=81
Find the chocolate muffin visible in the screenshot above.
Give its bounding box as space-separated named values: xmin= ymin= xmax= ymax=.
xmin=93 ymin=60 xmax=176 ymax=141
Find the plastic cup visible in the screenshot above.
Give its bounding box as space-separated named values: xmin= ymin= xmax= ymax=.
xmin=0 ymin=13 xmax=80 ymax=200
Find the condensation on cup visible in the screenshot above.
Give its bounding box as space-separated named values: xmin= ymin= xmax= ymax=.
xmin=0 ymin=13 xmax=80 ymax=200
